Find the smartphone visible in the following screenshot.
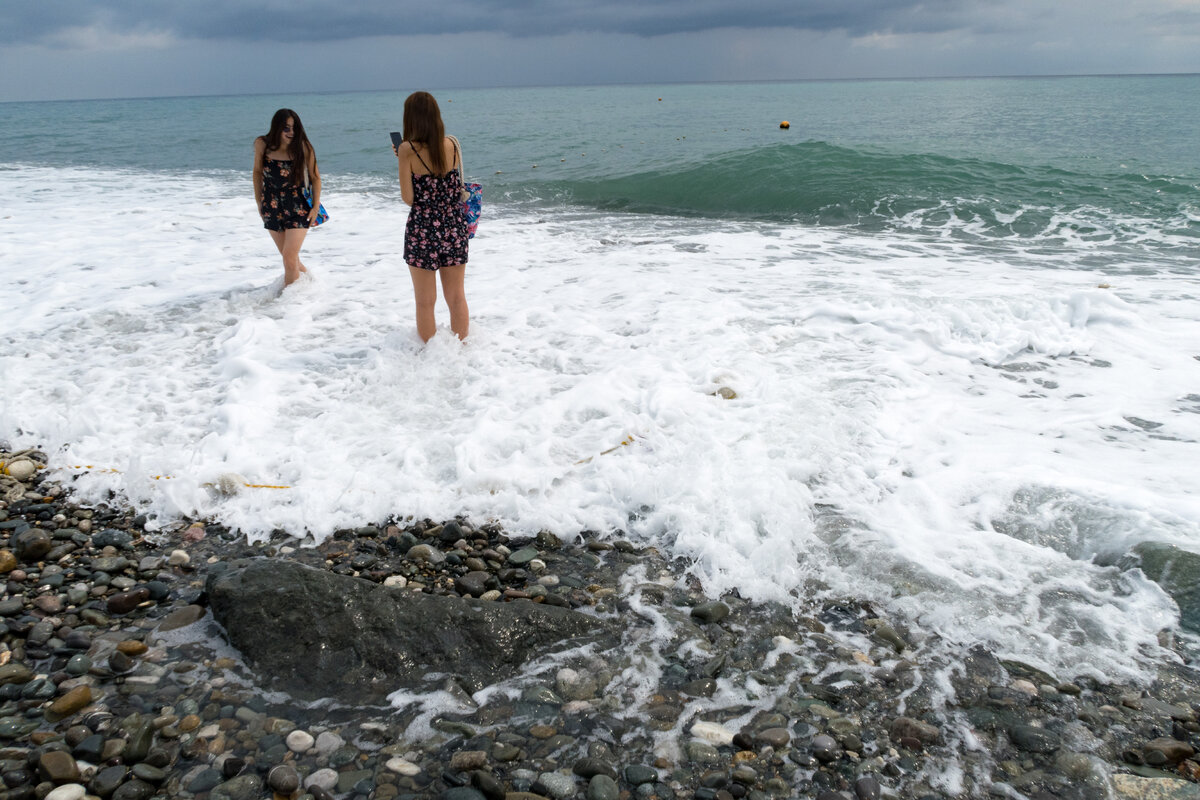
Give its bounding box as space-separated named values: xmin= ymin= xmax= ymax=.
xmin=389 ymin=131 xmax=403 ymax=149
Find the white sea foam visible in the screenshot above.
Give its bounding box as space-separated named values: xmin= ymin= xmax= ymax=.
xmin=2 ymin=164 xmax=1199 ymax=685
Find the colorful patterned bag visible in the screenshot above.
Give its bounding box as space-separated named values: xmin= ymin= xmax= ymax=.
xmin=461 ymin=182 xmax=482 ymax=239
xmin=451 ymin=136 xmax=481 ymax=239
xmin=302 ymin=170 xmax=329 ymax=227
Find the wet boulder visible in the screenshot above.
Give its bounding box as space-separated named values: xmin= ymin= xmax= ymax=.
xmin=206 ymin=558 xmax=614 ymax=702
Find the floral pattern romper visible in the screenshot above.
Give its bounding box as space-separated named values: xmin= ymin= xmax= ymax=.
xmin=404 ymin=140 xmax=469 ymax=270
xmin=261 ymin=156 xmax=310 ymax=231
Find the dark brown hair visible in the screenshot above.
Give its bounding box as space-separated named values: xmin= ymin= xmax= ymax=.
xmin=403 ymin=91 xmax=447 ymax=175
xmin=260 ymin=108 xmax=312 ymax=187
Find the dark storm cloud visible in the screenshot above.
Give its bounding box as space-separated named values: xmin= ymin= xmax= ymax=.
xmin=2 ymin=0 xmax=984 ymax=46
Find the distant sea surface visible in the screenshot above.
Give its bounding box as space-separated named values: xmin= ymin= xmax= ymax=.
xmin=2 ymin=76 xmax=1199 ymax=686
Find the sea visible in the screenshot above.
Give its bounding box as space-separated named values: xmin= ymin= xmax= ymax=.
xmin=2 ymin=75 xmax=1199 ymax=690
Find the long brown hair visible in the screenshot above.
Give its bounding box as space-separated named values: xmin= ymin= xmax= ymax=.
xmin=403 ymin=91 xmax=447 ymax=175
xmin=261 ymin=108 xmax=312 ymax=187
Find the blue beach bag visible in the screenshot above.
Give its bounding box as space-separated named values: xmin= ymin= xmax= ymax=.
xmin=302 ymin=186 xmax=329 ymax=227
xmin=302 ymin=170 xmax=329 ymax=227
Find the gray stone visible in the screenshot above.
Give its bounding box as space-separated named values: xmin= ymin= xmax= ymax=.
xmin=535 ymin=772 xmax=577 ymax=799
xmin=1126 ymin=542 xmax=1200 ymax=633
xmin=92 ymin=529 xmax=133 ymax=549
xmin=690 ymin=601 xmax=730 ymax=624
xmin=1009 ymin=724 xmax=1061 ymax=754
xmin=209 ymin=774 xmax=263 ymax=800
xmin=91 ymin=765 xmax=130 ymax=796
xmin=624 ymin=765 xmax=657 ymax=785
xmin=507 ymin=546 xmax=540 ymax=565
xmin=442 ymin=789 xmax=487 ymax=800
xmin=573 ymin=758 xmax=617 ymax=779
xmin=336 ymin=768 xmax=373 ymax=793
xmin=0 ymin=597 xmax=24 ymax=616
xmin=685 ymin=741 xmax=721 ymax=764
xmin=90 ymin=556 xmax=129 ymax=573
xmin=206 ymin=559 xmax=614 ymax=700
xmin=812 ymin=734 xmax=841 ymax=762
xmin=111 ymin=780 xmax=156 ymax=800
xmin=756 ymin=727 xmax=790 ymax=748
xmin=588 ymin=774 xmax=619 ymax=800
xmin=854 ymin=775 xmax=882 ymax=800
xmin=454 ymin=571 xmax=491 ymax=597
xmin=131 ymin=763 xmax=165 ymax=782
xmin=268 ymin=765 xmax=300 ymax=794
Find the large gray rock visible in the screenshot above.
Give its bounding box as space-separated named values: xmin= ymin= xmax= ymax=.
xmin=1127 ymin=542 xmax=1200 ymax=633
xmin=206 ymin=559 xmax=613 ymax=702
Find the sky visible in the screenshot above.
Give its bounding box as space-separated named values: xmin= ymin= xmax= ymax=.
xmin=2 ymin=0 xmax=1199 ymax=102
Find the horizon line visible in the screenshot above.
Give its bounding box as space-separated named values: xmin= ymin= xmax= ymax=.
xmin=3 ymin=70 xmax=1199 ymax=106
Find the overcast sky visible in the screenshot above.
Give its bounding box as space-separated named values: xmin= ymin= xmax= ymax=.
xmin=2 ymin=0 xmax=1199 ymax=102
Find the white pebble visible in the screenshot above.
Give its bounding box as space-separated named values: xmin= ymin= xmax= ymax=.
xmin=286 ymin=729 xmax=314 ymax=752
xmin=214 ymin=472 xmax=246 ymax=495
xmin=305 ymin=767 xmax=339 ymax=791
xmin=385 ymin=757 xmax=421 ymax=776
xmin=3 ymin=460 xmax=36 ymax=481
xmin=167 ymin=550 xmax=190 ymax=567
xmin=528 ymin=558 xmax=547 ymax=574
xmin=537 ymin=575 xmax=560 ymax=586
xmin=479 ymin=589 xmax=501 ymax=601
xmin=314 ymin=731 xmax=344 ymax=754
xmin=690 ymin=720 xmax=735 ymax=745
xmin=383 ymin=575 xmax=408 ymax=588
xmin=1012 ymin=679 xmax=1038 ymax=695
xmin=45 ymin=785 xmax=86 ymax=800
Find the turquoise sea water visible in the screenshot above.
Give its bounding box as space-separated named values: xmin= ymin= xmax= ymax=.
xmin=4 ymin=75 xmax=1198 ymax=266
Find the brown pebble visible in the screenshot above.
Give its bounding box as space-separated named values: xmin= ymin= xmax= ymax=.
xmin=46 ymin=685 xmax=92 ymax=720
xmin=32 ymin=595 xmax=64 ymax=614
xmin=179 ymin=714 xmax=202 ymax=733
xmin=0 ymin=550 xmax=16 ymax=573
xmin=117 ymin=640 xmax=148 ymax=656
xmin=38 ymin=750 xmax=79 ymax=782
xmin=106 ymin=587 xmax=150 ymax=614
xmin=529 ymin=724 xmax=556 ymax=739
xmin=449 ymin=750 xmax=488 ymax=770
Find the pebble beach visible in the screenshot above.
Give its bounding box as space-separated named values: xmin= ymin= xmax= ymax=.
xmin=4 ymin=447 xmax=1200 ymax=800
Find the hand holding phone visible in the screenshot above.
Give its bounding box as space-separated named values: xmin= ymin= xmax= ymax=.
xmin=389 ymin=131 xmax=403 ymax=155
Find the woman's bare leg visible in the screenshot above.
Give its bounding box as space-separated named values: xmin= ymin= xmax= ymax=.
xmin=280 ymin=229 xmax=309 ymax=286
xmin=268 ymin=229 xmax=309 ymax=286
xmin=408 ymin=266 xmax=439 ymax=342
xmin=439 ymin=264 xmax=469 ymax=340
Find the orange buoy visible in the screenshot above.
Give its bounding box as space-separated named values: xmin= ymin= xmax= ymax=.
xmin=779 ymin=121 xmax=791 ymax=129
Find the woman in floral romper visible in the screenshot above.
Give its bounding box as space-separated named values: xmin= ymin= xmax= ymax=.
xmin=394 ymin=91 xmax=470 ymax=342
xmin=252 ymin=108 xmax=321 ymax=289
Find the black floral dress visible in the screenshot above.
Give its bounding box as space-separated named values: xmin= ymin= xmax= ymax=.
xmin=404 ymin=145 xmax=469 ymax=270
xmin=261 ymin=156 xmax=310 ymax=231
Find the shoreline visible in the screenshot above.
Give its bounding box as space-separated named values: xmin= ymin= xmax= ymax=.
xmin=3 ymin=448 xmax=1200 ymax=800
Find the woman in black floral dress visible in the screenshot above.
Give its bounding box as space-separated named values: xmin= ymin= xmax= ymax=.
xmin=252 ymin=108 xmax=321 ymax=288
xmin=394 ymin=91 xmax=469 ymax=341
